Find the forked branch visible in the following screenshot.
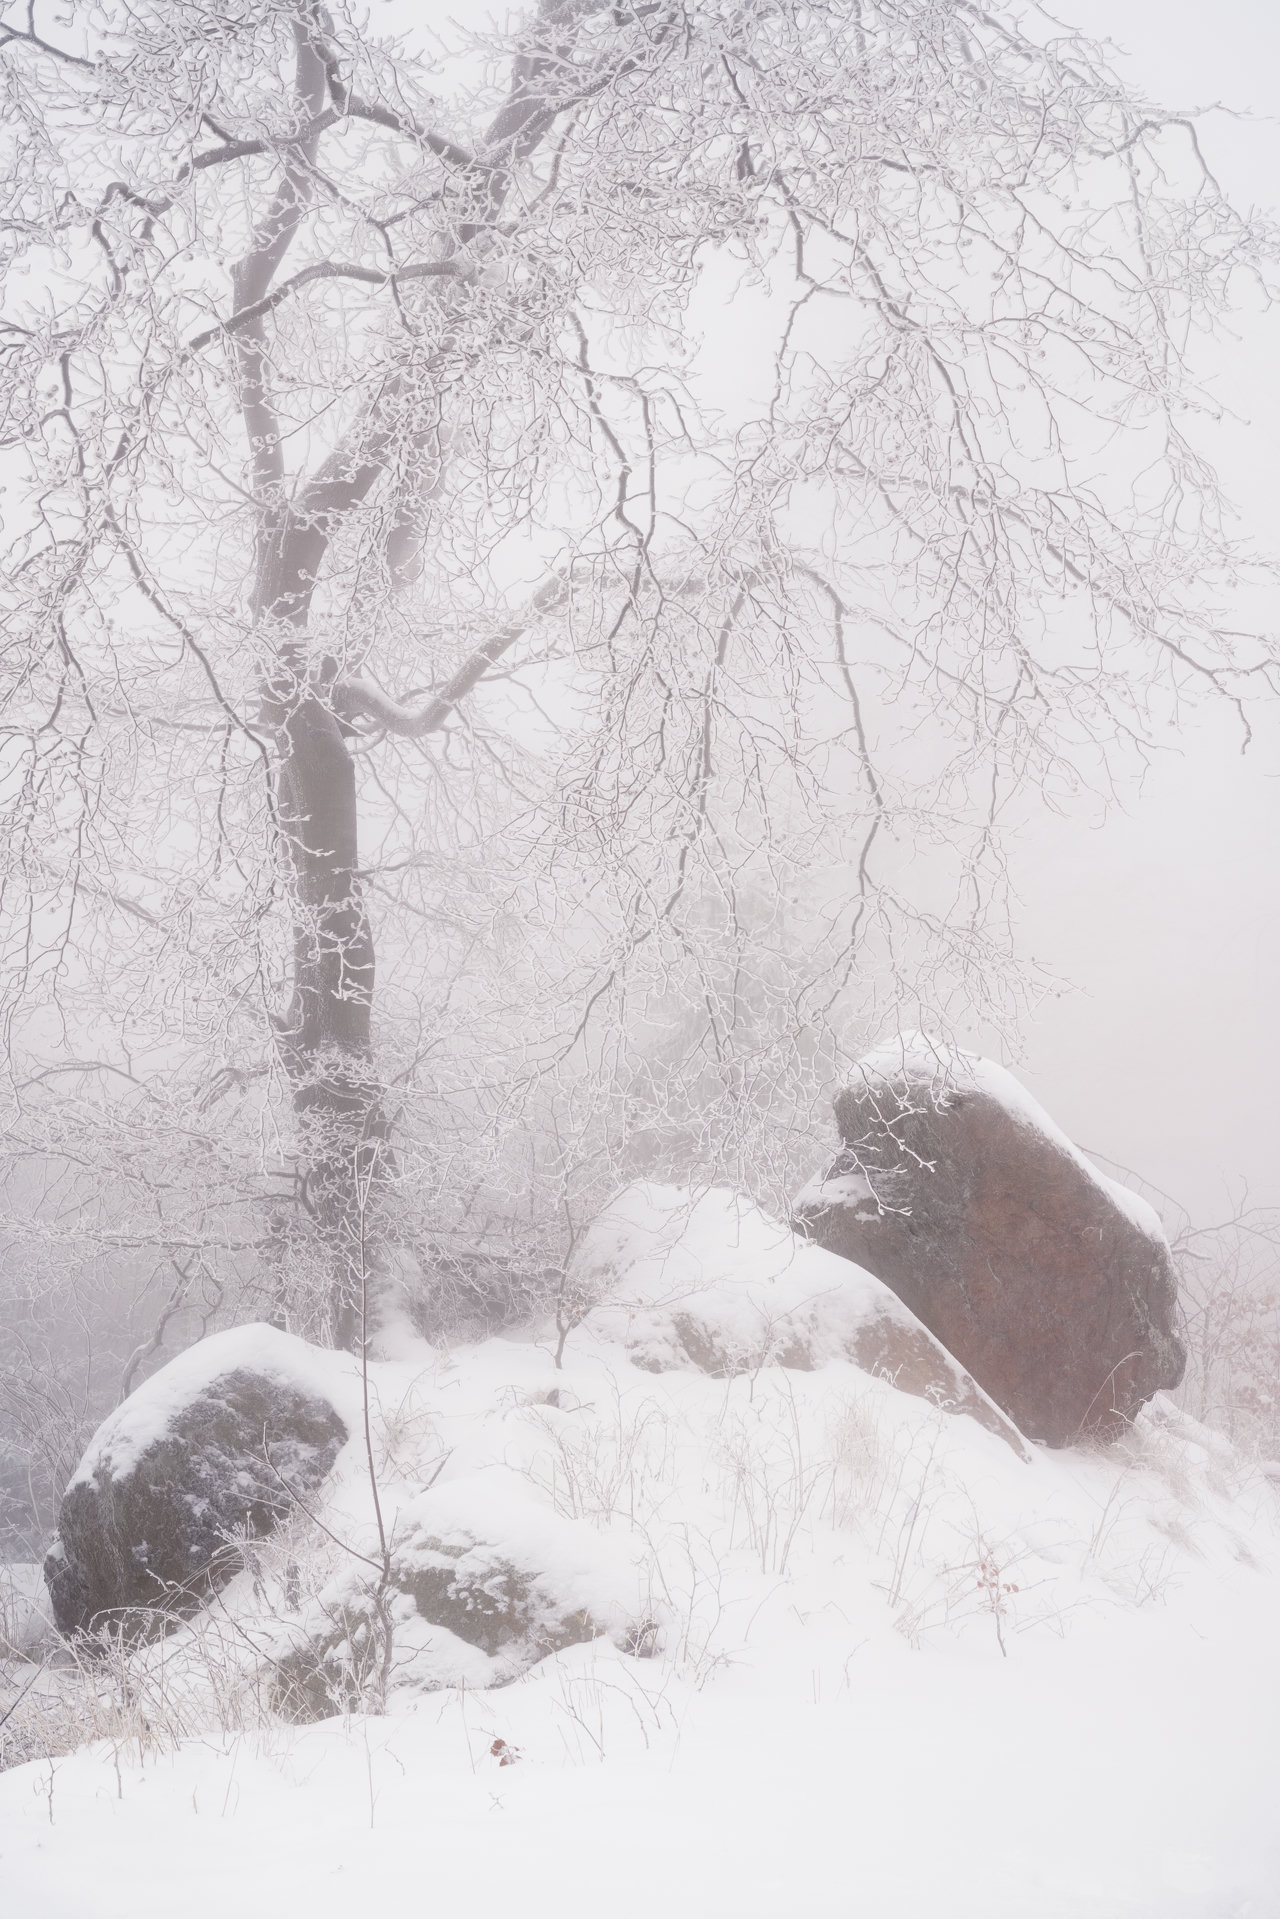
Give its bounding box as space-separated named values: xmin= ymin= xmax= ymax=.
xmin=332 ymin=577 xmax=568 ymax=738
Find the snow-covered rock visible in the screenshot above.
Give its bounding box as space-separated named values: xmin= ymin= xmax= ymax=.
xmin=272 ymin=1469 xmax=646 ymax=1720
xmin=391 ymin=1469 xmax=644 ymax=1654
xmin=793 ymin=1034 xmax=1185 ymax=1446
xmin=45 ymin=1326 xmax=353 ymax=1637
xmin=572 ymin=1182 xmax=1031 ymax=1458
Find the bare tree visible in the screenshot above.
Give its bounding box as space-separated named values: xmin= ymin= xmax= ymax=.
xmin=0 ymin=0 xmax=1273 ymax=1358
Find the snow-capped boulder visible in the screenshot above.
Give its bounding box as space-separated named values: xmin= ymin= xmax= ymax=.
xmin=572 ymin=1183 xmax=1030 ymax=1458
xmin=45 ymin=1326 xmax=351 ymax=1638
xmin=793 ymin=1036 xmax=1186 ymax=1447
xmin=391 ymin=1474 xmax=623 ymax=1655
xmin=272 ymin=1470 xmax=643 ymax=1720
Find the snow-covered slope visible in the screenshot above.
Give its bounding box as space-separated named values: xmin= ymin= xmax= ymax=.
xmin=3 ymin=1189 xmax=1279 ymax=1918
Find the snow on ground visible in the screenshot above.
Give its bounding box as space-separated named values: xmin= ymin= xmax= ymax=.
xmin=3 ymin=1194 xmax=1279 ymax=1918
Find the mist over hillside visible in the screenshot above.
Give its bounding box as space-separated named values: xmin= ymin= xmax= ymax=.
xmin=3 ymin=3 xmax=1280 ymax=1915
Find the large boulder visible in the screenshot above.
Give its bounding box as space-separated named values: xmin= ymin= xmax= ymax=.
xmin=572 ymin=1183 xmax=1031 ymax=1458
xmin=792 ymin=1036 xmax=1186 ymax=1447
xmin=45 ymin=1326 xmax=350 ymax=1637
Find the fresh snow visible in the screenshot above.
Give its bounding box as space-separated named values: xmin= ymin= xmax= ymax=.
xmin=3 ymin=1193 xmax=1278 ymax=1918
xmin=574 ymin=1182 xmax=1028 ymax=1452
xmin=64 ymin=1323 xmax=362 ymax=1489
xmin=277 ymin=1466 xmax=652 ymax=1697
xmin=392 ymin=1467 xmax=646 ymax=1632
xmin=574 ymin=1179 xmax=926 ymax=1339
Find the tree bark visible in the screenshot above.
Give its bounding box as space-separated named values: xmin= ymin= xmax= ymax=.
xmin=257 ymin=465 xmax=391 ymax=1350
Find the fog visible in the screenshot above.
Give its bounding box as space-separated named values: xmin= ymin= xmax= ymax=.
xmin=6 ymin=7 xmax=1280 ymax=1905
xmin=988 ymin=0 xmax=1280 ymax=1215
xmin=380 ymin=0 xmax=1280 ymax=1219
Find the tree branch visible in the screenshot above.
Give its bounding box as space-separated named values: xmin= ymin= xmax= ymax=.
xmin=346 ymin=96 xmax=487 ymax=175
xmin=332 ymin=577 xmax=567 ymax=738
xmin=228 ymin=19 xmax=331 ymax=507
xmin=171 ymin=96 xmax=483 ymax=199
xmin=0 ymin=10 xmax=91 ymax=69
xmin=189 ymin=257 xmax=466 ymax=352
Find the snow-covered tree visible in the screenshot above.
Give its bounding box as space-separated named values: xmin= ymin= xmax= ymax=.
xmin=0 ymin=0 xmax=1271 ymax=1358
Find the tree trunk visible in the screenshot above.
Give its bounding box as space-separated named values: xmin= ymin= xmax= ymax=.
xmin=257 ymin=486 xmax=392 ymax=1352
xmin=275 ymin=687 xmax=389 ymax=1351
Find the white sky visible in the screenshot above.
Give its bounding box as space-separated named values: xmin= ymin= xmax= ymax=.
xmin=998 ymin=0 xmax=1280 ymax=1218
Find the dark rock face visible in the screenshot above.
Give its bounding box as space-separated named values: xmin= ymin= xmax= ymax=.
xmin=396 ymin=1541 xmax=596 ymax=1660
xmin=794 ymin=1047 xmax=1186 ymax=1447
xmin=46 ymin=1363 xmax=347 ymax=1637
